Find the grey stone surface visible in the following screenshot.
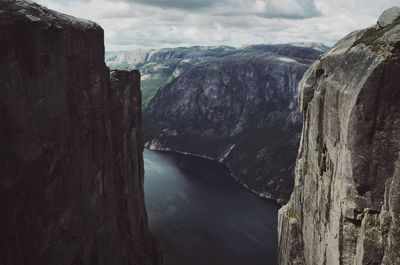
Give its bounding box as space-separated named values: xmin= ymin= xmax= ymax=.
xmin=378 ymin=6 xmax=400 ymax=28
xmin=278 ymin=7 xmax=400 ymax=265
xmin=0 ymin=1 xmax=161 ymax=264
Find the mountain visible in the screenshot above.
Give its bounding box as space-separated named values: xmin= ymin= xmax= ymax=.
xmin=278 ymin=7 xmax=400 ymax=265
xmin=142 ymin=46 xmax=325 ymax=203
xmin=0 ymin=1 xmax=161 ymax=264
xmin=105 ymin=44 xmax=328 ymax=108
xmin=106 ymin=46 xmax=238 ymax=106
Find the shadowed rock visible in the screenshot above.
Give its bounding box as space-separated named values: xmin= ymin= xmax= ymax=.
xmin=0 ymin=1 xmax=161 ymax=264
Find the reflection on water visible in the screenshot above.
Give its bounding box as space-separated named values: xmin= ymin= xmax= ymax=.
xmin=144 ymin=149 xmax=279 ymax=265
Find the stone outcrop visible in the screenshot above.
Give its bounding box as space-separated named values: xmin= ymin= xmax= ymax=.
xmin=0 ymin=1 xmax=160 ymax=264
xmin=143 ymin=49 xmax=324 ymax=202
xmin=278 ymin=7 xmax=400 ymax=265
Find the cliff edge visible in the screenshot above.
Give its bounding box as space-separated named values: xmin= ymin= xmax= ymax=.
xmin=0 ymin=1 xmax=160 ymax=264
xmin=278 ymin=7 xmax=400 ymax=265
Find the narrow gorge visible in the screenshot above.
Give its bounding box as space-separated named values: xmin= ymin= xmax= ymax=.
xmin=278 ymin=7 xmax=400 ymax=265
xmin=0 ymin=1 xmax=160 ymax=264
xmin=142 ymin=46 xmax=325 ymax=202
xmin=2 ymin=1 xmax=400 ymax=265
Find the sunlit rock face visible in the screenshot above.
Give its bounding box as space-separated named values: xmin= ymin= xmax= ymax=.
xmin=278 ymin=7 xmax=400 ymax=265
xmin=143 ymin=47 xmax=324 ymax=202
xmin=0 ymin=1 xmax=161 ymax=264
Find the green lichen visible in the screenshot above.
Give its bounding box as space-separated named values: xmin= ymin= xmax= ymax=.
xmin=302 ymin=160 xmax=308 ymax=177
xmin=286 ymin=208 xmax=299 ymax=222
xmin=363 ymin=226 xmax=382 ymax=243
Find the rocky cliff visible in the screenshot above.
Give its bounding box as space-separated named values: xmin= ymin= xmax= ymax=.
xmin=143 ymin=49 xmax=324 ymax=202
xmin=278 ymin=7 xmax=400 ymax=265
xmin=0 ymin=1 xmax=160 ymax=264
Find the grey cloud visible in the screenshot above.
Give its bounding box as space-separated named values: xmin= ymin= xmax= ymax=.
xmin=39 ymin=0 xmax=398 ymax=51
xmin=120 ymin=0 xmax=219 ymax=10
xmin=55 ymin=0 xmax=323 ymax=22
xmin=213 ymin=0 xmax=321 ymax=19
xmin=117 ymin=0 xmax=321 ymax=19
xmin=292 ymin=0 xmax=321 ymax=18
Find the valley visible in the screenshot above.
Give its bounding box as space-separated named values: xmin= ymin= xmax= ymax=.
xmin=107 ymin=44 xmax=327 ymax=203
xmin=1 ymin=1 xmax=399 ymax=265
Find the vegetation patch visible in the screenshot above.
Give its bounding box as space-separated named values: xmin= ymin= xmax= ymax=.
xmin=141 ymin=75 xmax=175 ymax=107
xmin=286 ymin=208 xmax=299 ymax=222
xmin=353 ymin=21 xmax=399 ymax=49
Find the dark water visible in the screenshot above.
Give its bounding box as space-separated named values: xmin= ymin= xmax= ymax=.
xmin=144 ymin=149 xmax=279 ymax=265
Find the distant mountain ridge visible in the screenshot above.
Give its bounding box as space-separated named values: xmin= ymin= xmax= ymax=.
xmin=106 ymin=43 xmax=329 ymax=69
xmin=105 ymin=43 xmax=329 ymax=107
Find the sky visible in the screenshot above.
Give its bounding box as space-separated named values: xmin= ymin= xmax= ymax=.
xmin=35 ymin=0 xmax=400 ymax=51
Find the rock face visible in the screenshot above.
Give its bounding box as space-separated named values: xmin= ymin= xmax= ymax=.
xmin=278 ymin=7 xmax=400 ymax=265
xmin=0 ymin=1 xmax=160 ymax=265
xmin=143 ymin=49 xmax=324 ymax=202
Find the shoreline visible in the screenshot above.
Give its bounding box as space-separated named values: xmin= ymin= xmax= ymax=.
xmin=145 ymin=145 xmax=281 ymax=205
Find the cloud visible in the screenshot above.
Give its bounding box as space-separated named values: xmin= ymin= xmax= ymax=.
xmin=34 ymin=0 xmax=400 ymax=51
xmin=122 ymin=0 xmax=218 ymax=10
xmin=118 ymin=0 xmax=321 ymax=19
xmin=220 ymin=0 xmax=321 ymax=19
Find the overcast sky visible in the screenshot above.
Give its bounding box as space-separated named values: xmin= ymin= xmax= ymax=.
xmin=35 ymin=0 xmax=399 ymax=51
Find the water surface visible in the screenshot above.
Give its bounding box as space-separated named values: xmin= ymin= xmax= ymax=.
xmin=144 ymin=149 xmax=279 ymax=265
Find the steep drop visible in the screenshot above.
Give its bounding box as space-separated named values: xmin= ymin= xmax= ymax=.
xmin=0 ymin=1 xmax=160 ymax=264
xmin=278 ymin=7 xmax=400 ymax=265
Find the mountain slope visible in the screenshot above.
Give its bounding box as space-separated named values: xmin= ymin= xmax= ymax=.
xmin=105 ymin=44 xmax=328 ymax=108
xmin=278 ymin=7 xmax=400 ymax=265
xmin=106 ymin=46 xmax=239 ymax=106
xmin=143 ymin=48 xmax=324 ymax=202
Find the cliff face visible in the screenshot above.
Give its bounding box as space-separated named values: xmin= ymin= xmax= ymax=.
xmin=0 ymin=1 xmax=160 ymax=264
xmin=278 ymin=7 xmax=400 ymax=265
xmin=143 ymin=50 xmax=323 ymax=202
